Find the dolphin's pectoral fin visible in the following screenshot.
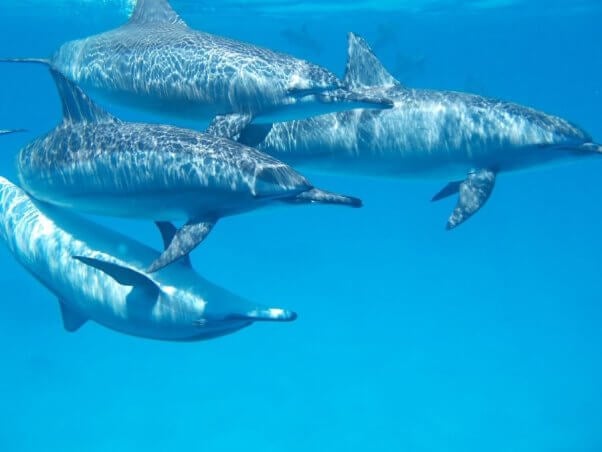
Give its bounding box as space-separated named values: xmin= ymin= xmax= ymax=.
xmin=206 ymin=114 xmax=253 ymax=141
xmin=73 ymin=256 xmax=159 ymax=296
xmin=147 ymin=220 xmax=216 ymax=273
xmin=437 ymin=169 xmax=496 ymax=230
xmin=58 ymin=300 xmax=87 ymax=332
xmin=227 ymin=308 xmax=298 ymax=322
xmin=155 ymin=221 xmax=177 ymax=249
xmin=154 ymin=221 xmax=192 ymax=268
xmin=431 ymin=181 xmax=462 ymax=201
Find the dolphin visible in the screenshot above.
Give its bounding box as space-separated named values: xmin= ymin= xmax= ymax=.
xmin=15 ymin=68 xmax=362 ymax=272
xmin=1 ymin=0 xmax=392 ymax=137
xmin=0 ymin=176 xmax=296 ymax=341
xmin=238 ymin=33 xmax=602 ymax=229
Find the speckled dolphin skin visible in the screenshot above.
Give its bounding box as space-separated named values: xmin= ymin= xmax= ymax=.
xmin=1 ymin=0 xmax=392 ymax=133
xmin=240 ymin=33 xmax=602 ymax=229
xmin=16 ymin=69 xmax=362 ymax=272
xmin=0 ymin=176 xmax=296 ymax=341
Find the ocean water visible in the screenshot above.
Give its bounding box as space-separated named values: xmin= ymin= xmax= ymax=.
xmin=0 ymin=1 xmax=601 ymax=451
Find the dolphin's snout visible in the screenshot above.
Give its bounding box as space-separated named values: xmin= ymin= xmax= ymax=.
xmin=317 ymin=88 xmax=394 ymax=110
xmin=247 ymin=308 xmax=298 ymax=322
xmin=225 ymin=307 xmax=298 ymax=322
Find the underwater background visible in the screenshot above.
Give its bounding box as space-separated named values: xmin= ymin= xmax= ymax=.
xmin=0 ymin=0 xmax=601 ymax=450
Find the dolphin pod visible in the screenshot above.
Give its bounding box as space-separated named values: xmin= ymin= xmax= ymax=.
xmin=0 ymin=176 xmax=296 ymax=340
xmin=237 ymin=33 xmax=602 ymax=229
xmin=0 ymin=2 xmax=599 ymax=341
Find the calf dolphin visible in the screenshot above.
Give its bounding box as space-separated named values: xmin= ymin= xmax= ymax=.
xmin=1 ymin=0 xmax=392 ymax=137
xmin=0 ymin=176 xmax=296 ymax=341
xmin=239 ymin=33 xmax=602 ymax=229
xmin=16 ymin=68 xmax=361 ymax=272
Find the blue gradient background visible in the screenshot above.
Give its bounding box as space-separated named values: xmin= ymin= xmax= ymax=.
xmin=0 ymin=1 xmax=601 ymax=451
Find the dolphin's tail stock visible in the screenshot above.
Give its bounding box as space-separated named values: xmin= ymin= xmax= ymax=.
xmin=285 ymin=187 xmax=363 ymax=208
xmin=0 ymin=58 xmax=51 ymax=66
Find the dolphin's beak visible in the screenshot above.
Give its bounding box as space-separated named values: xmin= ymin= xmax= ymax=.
xmin=316 ymin=88 xmax=394 ymax=110
xmin=229 ymin=307 xmax=298 ymax=322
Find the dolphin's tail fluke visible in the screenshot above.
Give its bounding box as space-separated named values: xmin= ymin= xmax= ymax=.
xmin=285 ymin=187 xmax=363 ymax=208
xmin=0 ymin=58 xmax=51 ymax=66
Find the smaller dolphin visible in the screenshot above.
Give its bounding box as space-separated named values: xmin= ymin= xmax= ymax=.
xmin=0 ymin=176 xmax=296 ymax=341
xmin=239 ymin=33 xmax=602 ymax=229
xmin=1 ymin=0 xmax=392 ymax=137
xmin=16 ymin=68 xmax=361 ymax=272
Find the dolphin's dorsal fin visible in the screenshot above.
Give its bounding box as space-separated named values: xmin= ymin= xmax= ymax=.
xmin=431 ymin=169 xmax=497 ymax=230
xmin=129 ymin=0 xmax=186 ymax=26
xmin=343 ymin=32 xmax=401 ymax=90
xmin=50 ymin=69 xmax=117 ymax=124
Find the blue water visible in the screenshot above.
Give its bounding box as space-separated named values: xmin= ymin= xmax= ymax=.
xmin=1 ymin=1 xmax=601 ymax=451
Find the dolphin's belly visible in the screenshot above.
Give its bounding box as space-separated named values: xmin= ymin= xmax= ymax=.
xmin=83 ymin=85 xmax=223 ymax=122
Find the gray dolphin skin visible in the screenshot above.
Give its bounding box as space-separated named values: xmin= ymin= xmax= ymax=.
xmin=1 ymin=0 xmax=392 ymax=137
xmin=16 ymin=68 xmax=362 ymax=273
xmin=239 ymin=33 xmax=602 ymax=229
xmin=0 ymin=176 xmax=296 ymax=341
